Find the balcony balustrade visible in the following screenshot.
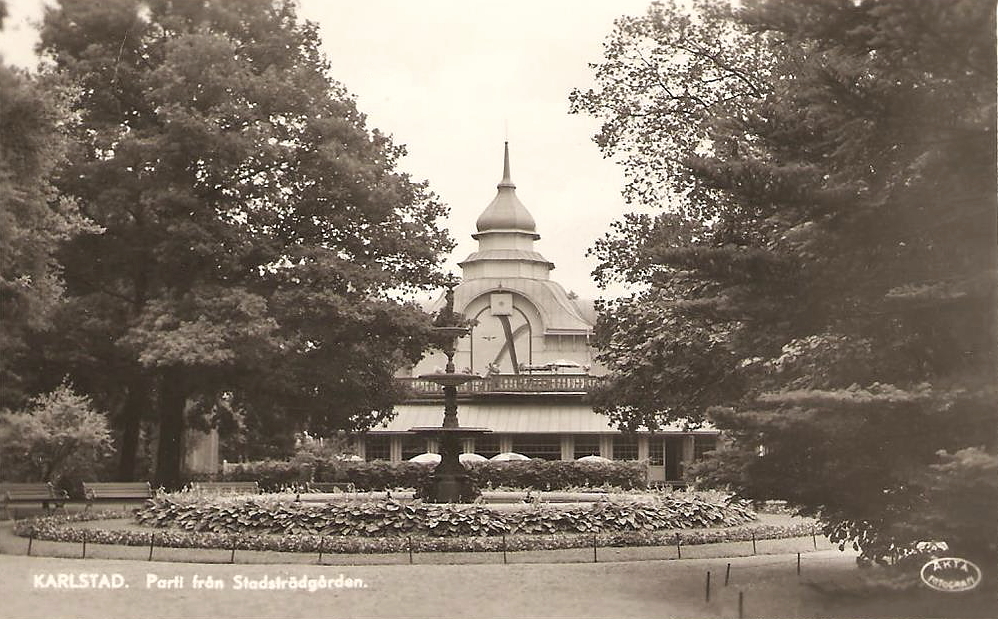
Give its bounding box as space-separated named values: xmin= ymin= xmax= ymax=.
xmin=397 ymin=374 xmax=603 ymax=397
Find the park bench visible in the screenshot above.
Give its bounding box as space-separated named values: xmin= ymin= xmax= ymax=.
xmin=1 ymin=482 xmax=69 ymax=519
xmin=82 ymin=481 xmax=155 ymax=509
xmin=192 ymin=481 xmax=260 ymax=495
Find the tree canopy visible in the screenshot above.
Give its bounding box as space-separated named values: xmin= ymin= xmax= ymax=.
xmin=0 ymin=32 xmax=96 ymax=406
xmin=573 ymin=0 xmax=996 ymax=564
xmin=10 ymin=0 xmax=454 ymax=487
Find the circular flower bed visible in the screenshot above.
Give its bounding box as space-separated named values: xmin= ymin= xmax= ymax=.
xmin=13 ymin=510 xmax=819 ymax=555
xmin=130 ymin=493 xmax=755 ymax=537
xmin=11 ymin=491 xmax=821 ymax=555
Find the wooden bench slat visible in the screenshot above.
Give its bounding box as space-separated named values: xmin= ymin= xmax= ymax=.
xmin=1 ymin=483 xmax=69 ymax=516
xmin=3 ymin=493 xmax=67 ymax=500
xmin=1 ymin=483 xmax=69 ymax=500
xmin=83 ymin=482 xmax=154 ymax=501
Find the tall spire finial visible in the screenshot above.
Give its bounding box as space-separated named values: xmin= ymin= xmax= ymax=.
xmin=476 ymin=140 xmax=536 ymax=236
xmin=499 ymin=141 xmax=514 ymax=188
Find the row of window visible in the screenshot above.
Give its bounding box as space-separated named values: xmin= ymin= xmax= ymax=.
xmin=363 ymin=434 xmax=717 ymax=462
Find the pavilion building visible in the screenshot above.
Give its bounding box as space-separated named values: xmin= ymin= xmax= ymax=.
xmin=357 ymin=143 xmax=717 ymax=484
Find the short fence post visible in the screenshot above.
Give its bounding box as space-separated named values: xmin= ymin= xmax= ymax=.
xmin=797 ymin=552 xmax=801 ymax=576
xmin=675 ymin=533 xmax=681 ymax=559
xmin=751 ymin=531 xmax=756 ymax=555
xmin=502 ymin=535 xmax=507 ymax=565
xmin=81 ymin=530 xmax=87 ymax=559
xmin=407 ymin=536 xmax=413 ymax=564
xmin=592 ymin=532 xmax=597 ymax=563
xmin=705 ymin=571 xmax=711 ymax=603
xmin=27 ymin=529 xmax=33 ymax=556
xmin=148 ymin=533 xmax=155 ymax=561
xmin=724 ymin=562 xmax=730 ymax=586
xmin=230 ymin=538 xmax=236 ymax=564
xmin=317 ymin=537 xmax=324 ymax=565
xmin=812 ymin=527 xmax=818 ymax=550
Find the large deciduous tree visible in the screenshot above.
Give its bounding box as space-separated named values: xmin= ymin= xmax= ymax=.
xmin=0 ymin=9 xmax=96 ymax=407
xmin=34 ymin=0 xmax=452 ymax=487
xmin=572 ymin=0 xmax=997 ymax=565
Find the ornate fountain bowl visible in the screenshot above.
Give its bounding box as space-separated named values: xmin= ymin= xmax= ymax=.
xmin=419 ymin=372 xmax=481 ymax=387
xmin=432 ymin=325 xmax=471 ymax=339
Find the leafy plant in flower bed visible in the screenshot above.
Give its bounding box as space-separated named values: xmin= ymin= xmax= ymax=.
xmin=14 ymin=510 xmax=814 ymax=554
xmin=130 ymin=492 xmax=754 ymax=537
xmin=217 ymin=459 xmax=647 ymax=491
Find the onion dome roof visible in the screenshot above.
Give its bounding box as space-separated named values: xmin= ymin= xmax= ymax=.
xmin=474 ymin=142 xmax=537 ymax=236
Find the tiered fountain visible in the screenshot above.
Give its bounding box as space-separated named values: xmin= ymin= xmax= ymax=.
xmin=409 ymin=281 xmax=491 ymax=502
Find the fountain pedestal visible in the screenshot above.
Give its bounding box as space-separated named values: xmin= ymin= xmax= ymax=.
xmin=410 ymin=426 xmax=491 ymax=503
xmin=408 ymin=281 xmax=492 ymax=503
xmin=410 ymin=372 xmax=490 ymax=503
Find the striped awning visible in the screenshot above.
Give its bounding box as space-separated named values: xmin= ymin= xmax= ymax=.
xmin=369 ymin=403 xmax=716 ymax=434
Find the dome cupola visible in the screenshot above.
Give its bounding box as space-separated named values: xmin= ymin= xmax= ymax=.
xmin=474 ymin=142 xmax=538 ymax=237
xmin=460 ymin=142 xmax=553 ymax=281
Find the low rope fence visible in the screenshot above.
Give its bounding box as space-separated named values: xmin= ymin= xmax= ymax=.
xmin=5 ymin=520 xmax=833 ymax=567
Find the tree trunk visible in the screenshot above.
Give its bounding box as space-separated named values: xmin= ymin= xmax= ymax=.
xmin=120 ymin=258 xmax=151 ymax=481
xmin=117 ymin=373 xmax=150 ymax=481
xmin=154 ymin=368 xmax=187 ymax=490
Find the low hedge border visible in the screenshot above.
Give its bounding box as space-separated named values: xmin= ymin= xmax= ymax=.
xmin=218 ymin=459 xmax=649 ymax=491
xmin=13 ymin=511 xmax=818 ymax=554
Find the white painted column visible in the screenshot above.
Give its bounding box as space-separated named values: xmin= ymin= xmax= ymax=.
xmin=500 ymin=435 xmax=514 ymax=453
xmin=637 ymin=435 xmax=649 ymax=461
xmin=561 ymin=435 xmax=573 ymax=461
xmin=356 ymin=437 xmax=366 ymax=460
xmin=683 ymin=435 xmax=695 ymax=466
xmin=390 ymin=436 xmax=402 ymax=463
xmin=600 ymin=435 xmax=613 ymax=460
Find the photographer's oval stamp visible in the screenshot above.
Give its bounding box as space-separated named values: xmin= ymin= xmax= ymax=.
xmin=920 ymin=557 xmax=982 ymax=592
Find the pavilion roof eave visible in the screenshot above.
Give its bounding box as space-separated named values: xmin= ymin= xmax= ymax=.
xmin=366 ymin=403 xmax=718 ymax=434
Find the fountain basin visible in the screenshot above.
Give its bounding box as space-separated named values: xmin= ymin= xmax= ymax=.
xmin=418 ymin=372 xmax=481 ymax=387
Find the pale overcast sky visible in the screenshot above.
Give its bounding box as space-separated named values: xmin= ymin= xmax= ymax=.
xmin=1 ymin=0 xmax=656 ymax=300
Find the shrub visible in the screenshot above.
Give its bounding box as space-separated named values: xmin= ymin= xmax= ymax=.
xmin=315 ymin=460 xmax=431 ymax=490
xmin=0 ymin=382 xmax=115 ymax=494
xmin=471 ymin=460 xmax=647 ymax=490
xmin=218 ymin=460 xmax=307 ymax=490
xmin=218 ymin=458 xmax=647 ymax=491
